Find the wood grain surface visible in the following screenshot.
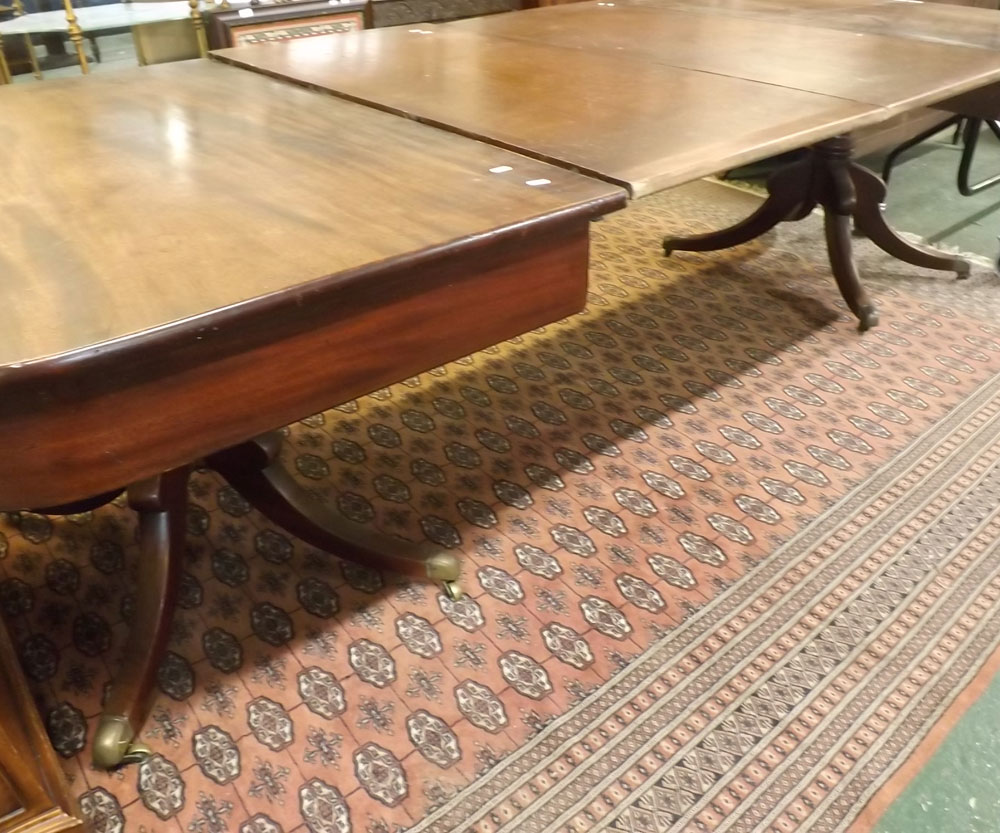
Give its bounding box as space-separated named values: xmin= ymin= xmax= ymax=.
xmin=758 ymin=1 xmax=1000 ymax=50
xmin=0 ymin=60 xmax=623 ymax=508
xmin=614 ymin=0 xmax=898 ymax=20
xmin=212 ymin=27 xmax=886 ymax=197
xmin=448 ymin=2 xmax=1000 ymax=110
xmin=0 ymin=60 xmax=620 ymax=369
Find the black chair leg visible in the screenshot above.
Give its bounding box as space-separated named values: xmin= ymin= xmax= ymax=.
xmin=881 ymin=115 xmax=964 ymax=184
xmin=958 ymin=118 xmax=1000 ymax=196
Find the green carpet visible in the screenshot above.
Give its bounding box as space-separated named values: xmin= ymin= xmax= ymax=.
xmin=876 ymin=670 xmax=1000 ymax=833
xmin=867 ymin=129 xmax=1000 ymax=831
xmin=869 ymin=127 xmax=1000 ymax=263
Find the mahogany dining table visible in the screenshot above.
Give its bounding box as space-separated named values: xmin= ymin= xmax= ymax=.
xmin=214 ymin=0 xmax=1000 ymax=331
xmin=6 ymin=0 xmax=1000 ymax=782
xmin=0 ymin=60 xmax=622 ymax=770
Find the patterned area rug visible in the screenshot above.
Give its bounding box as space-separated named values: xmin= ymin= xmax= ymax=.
xmin=4 ymin=180 xmax=1000 ymax=833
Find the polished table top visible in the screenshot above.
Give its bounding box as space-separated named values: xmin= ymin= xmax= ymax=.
xmin=213 ymin=27 xmax=887 ymax=197
xmin=615 ymin=0 xmax=900 ymax=21
xmin=0 ymin=60 xmax=622 ymax=510
xmin=0 ymin=61 xmax=620 ymax=370
xmin=595 ymin=0 xmax=1000 ymax=52
xmin=448 ymin=2 xmax=1000 ymax=109
xmin=730 ymin=0 xmax=1000 ymax=51
xmin=4 ymin=0 xmax=994 ymax=779
xmin=212 ymin=0 xmax=1000 ymax=196
xmin=0 ymin=55 xmax=629 ymax=775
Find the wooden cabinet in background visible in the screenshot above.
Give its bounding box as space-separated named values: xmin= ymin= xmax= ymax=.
xmin=207 ymin=0 xmax=368 ymax=50
xmin=0 ymin=621 xmax=86 ymax=833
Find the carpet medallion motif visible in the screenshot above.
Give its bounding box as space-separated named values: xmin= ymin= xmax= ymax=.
xmin=2 ymin=181 xmax=1000 ymax=833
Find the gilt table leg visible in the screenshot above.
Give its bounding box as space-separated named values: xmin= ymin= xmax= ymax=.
xmin=92 ymin=467 xmax=189 ymax=770
xmin=0 ymin=34 xmax=12 ymax=85
xmin=850 ymin=163 xmax=971 ymax=279
xmin=206 ymin=433 xmax=463 ymax=599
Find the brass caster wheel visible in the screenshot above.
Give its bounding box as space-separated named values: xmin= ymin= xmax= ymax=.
xmin=441 ymin=580 xmax=464 ymax=601
xmin=120 ymin=742 xmax=153 ymax=766
xmin=425 ymin=552 xmax=460 ymax=584
xmin=92 ymin=714 xmax=150 ymax=770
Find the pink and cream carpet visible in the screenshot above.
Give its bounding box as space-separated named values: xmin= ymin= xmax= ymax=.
xmin=4 ymin=180 xmax=1000 ymax=833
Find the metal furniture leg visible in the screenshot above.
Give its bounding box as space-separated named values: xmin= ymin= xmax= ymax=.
xmin=881 ymin=115 xmax=963 ymax=184
xmin=957 ymin=118 xmax=1000 ymax=196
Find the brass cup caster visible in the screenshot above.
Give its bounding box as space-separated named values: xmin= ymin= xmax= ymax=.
xmin=92 ymin=714 xmax=151 ymax=769
xmin=424 ymin=552 xmax=463 ymax=601
xmin=441 ymin=580 xmax=464 ymax=601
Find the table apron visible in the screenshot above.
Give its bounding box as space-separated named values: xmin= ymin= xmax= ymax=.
xmin=0 ymin=219 xmax=592 ymax=509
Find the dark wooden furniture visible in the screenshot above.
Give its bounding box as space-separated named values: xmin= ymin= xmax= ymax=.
xmin=0 ymin=618 xmax=85 ymax=833
xmin=369 ymin=0 xmax=518 ymax=26
xmin=835 ymin=0 xmax=1000 ymax=196
xmin=213 ymin=3 xmax=1000 ymax=330
xmin=207 ymin=0 xmax=367 ymax=50
xmin=10 ymin=0 xmax=1000 ymax=792
xmin=617 ymin=0 xmax=1000 ymax=157
xmin=215 ymin=24 xmax=888 ymax=196
xmin=662 ymin=135 xmax=967 ymax=330
xmin=453 ymin=0 xmax=1000 ymax=107
xmin=0 ymin=59 xmax=623 ymax=771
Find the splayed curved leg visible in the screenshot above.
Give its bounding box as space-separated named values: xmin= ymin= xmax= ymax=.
xmin=663 ymin=160 xmax=812 ymax=255
xmin=825 ymin=209 xmax=879 ymax=332
xmin=93 ymin=467 xmax=189 ymax=769
xmin=207 ymin=433 xmax=462 ymax=599
xmin=851 ymin=163 xmax=970 ymax=278
xmin=820 ymin=140 xmax=879 ymax=331
xmin=879 ymin=114 xmax=963 ymax=184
